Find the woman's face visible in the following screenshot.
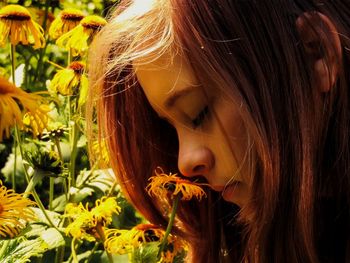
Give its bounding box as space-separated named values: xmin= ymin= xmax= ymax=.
xmin=135 ymin=51 xmax=252 ymax=207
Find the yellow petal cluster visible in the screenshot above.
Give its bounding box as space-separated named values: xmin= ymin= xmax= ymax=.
xmin=56 ymin=15 xmax=107 ymax=56
xmin=0 ymin=5 xmax=45 ymax=48
xmin=22 ymin=104 xmax=51 ymax=137
xmin=146 ymin=168 xmax=207 ymax=201
xmin=65 ymin=203 xmax=96 ymax=241
xmin=65 ymin=197 xmax=121 ymax=241
xmin=49 ymin=8 xmax=85 ymax=39
xmin=0 ymin=180 xmax=36 ymax=238
xmin=0 ymin=76 xmax=48 ymax=141
xmin=50 ymin=61 xmax=88 ymax=100
xmin=105 ymin=224 xmax=165 ymax=254
xmin=105 ymin=223 xmax=187 ymax=262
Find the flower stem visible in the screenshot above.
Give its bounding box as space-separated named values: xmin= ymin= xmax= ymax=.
xmin=10 ymin=44 xmax=16 ymax=84
xmin=71 ymin=237 xmax=79 ymax=263
xmin=84 ymin=242 xmax=99 ymax=263
xmin=157 ymin=194 xmax=180 ymax=259
xmin=10 ymin=44 xmax=16 ymax=191
xmin=69 ymin=120 xmax=79 ymax=187
xmin=96 ymin=223 xmax=114 ymax=263
xmin=49 ymin=177 xmax=54 ymax=210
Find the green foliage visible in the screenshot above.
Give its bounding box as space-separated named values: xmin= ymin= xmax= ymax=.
xmin=0 ymin=1 xmax=187 ymax=262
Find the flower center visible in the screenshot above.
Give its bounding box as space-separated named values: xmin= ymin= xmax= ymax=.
xmin=61 ymin=12 xmax=84 ymax=22
xmin=81 ymin=16 xmax=107 ymax=30
xmin=68 ymin=62 xmax=85 ymax=74
xmin=0 ymin=5 xmax=31 ymax=21
xmin=0 ymin=12 xmax=31 ymax=21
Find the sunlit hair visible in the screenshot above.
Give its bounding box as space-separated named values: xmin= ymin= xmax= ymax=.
xmin=88 ymin=0 xmax=350 ymax=262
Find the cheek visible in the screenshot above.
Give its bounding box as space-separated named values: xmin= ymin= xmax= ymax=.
xmin=214 ymin=100 xmax=249 ymax=168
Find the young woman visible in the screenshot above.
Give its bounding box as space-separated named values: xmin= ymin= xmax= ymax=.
xmin=87 ymin=0 xmax=350 ymax=262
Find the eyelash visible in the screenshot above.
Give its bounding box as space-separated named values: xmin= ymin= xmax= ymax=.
xmin=191 ymin=105 xmax=209 ymax=128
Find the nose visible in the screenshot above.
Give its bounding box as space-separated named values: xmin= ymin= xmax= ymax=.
xmin=178 ymin=146 xmax=215 ymax=177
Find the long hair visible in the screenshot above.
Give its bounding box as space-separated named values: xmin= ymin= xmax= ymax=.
xmin=87 ymin=0 xmax=350 ymax=262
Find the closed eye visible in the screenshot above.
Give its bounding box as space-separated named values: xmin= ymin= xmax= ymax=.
xmin=191 ymin=105 xmax=209 ymax=129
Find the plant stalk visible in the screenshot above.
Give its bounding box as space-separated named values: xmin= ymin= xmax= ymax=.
xmin=10 ymin=44 xmax=16 ymax=191
xmin=157 ymin=194 xmax=180 ymax=259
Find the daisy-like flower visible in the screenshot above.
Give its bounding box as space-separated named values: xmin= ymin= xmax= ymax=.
xmin=105 ymin=224 xmax=165 ymax=254
xmin=0 ymin=76 xmax=48 ymax=141
xmin=49 ymin=8 xmax=85 ymax=40
xmin=65 ymin=197 xmax=121 ymax=241
xmin=0 ymin=5 xmax=45 ymax=48
xmin=105 ymin=224 xmax=187 ymax=262
xmin=0 ymin=180 xmax=36 ymax=238
xmin=50 ymin=61 xmax=88 ymax=101
xmin=39 ymin=123 xmax=68 ymax=140
xmin=56 ymin=15 xmax=107 ymax=57
xmin=90 ymin=197 xmax=121 ymax=226
xmin=22 ymin=104 xmax=51 ymax=137
xmin=25 ymin=149 xmax=63 ymax=176
xmin=65 ymin=203 xmax=97 ymax=241
xmin=146 ymin=168 xmax=207 ymax=201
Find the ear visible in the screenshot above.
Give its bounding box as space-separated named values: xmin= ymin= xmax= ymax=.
xmin=296 ymin=12 xmax=342 ymax=92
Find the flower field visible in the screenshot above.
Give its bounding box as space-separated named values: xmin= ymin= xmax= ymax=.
xmin=0 ymin=1 xmax=192 ymax=262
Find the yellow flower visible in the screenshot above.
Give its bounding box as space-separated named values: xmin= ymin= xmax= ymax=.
xmin=146 ymin=168 xmax=207 ymax=201
xmin=50 ymin=61 xmax=88 ymax=101
xmin=65 ymin=197 xmax=121 ymax=241
xmin=105 ymin=224 xmax=165 ymax=254
xmin=90 ymin=197 xmax=121 ymax=226
xmin=22 ymin=104 xmax=51 ymax=137
xmin=65 ymin=203 xmax=97 ymax=241
xmin=56 ymin=15 xmax=107 ymax=57
xmin=0 ymin=180 xmax=36 ymax=238
xmin=0 ymin=76 xmax=48 ymax=141
xmin=28 ymin=7 xmax=55 ymax=32
xmin=0 ymin=5 xmax=45 ymax=48
xmin=49 ymin=8 xmax=85 ymax=40
xmin=105 ymin=224 xmax=187 ymax=262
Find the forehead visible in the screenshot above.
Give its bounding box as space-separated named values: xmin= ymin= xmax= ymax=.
xmin=133 ymin=50 xmax=198 ymax=107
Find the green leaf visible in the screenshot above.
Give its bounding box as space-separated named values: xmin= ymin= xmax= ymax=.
xmin=31 ymin=207 xmax=62 ymax=227
xmin=130 ymin=242 xmax=159 ymax=263
xmin=40 ymin=228 xmax=65 ymax=249
xmin=0 ymin=238 xmax=48 ymax=263
xmin=75 ymin=169 xmax=116 ymax=195
xmin=52 ymin=194 xmax=67 ymax=213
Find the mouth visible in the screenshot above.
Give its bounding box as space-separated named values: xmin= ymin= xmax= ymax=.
xmin=209 ymin=181 xmax=241 ymax=192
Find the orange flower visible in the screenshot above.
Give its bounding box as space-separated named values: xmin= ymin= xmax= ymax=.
xmin=146 ymin=168 xmax=207 ymax=201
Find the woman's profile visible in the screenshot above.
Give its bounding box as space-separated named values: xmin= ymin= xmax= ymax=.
xmin=87 ymin=0 xmax=350 ymax=262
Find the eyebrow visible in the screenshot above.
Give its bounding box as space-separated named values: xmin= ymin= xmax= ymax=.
xmin=164 ymin=85 xmax=197 ymax=109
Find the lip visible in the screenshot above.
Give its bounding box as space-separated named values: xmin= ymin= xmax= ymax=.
xmin=210 ymin=181 xmax=241 ymax=192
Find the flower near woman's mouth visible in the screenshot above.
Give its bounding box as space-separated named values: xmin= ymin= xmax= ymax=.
xmin=146 ymin=168 xmax=207 ymax=201
xmin=49 ymin=8 xmax=85 ymax=39
xmin=0 ymin=5 xmax=45 ymax=48
xmin=0 ymin=180 xmax=36 ymax=238
xmin=0 ymin=76 xmax=48 ymax=141
xmin=56 ymin=15 xmax=107 ymax=56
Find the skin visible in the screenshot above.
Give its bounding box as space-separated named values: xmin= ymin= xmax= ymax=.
xmin=134 ymin=50 xmax=252 ymax=207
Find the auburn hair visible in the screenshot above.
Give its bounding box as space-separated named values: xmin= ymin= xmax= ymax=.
xmin=87 ymin=0 xmax=350 ymax=262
